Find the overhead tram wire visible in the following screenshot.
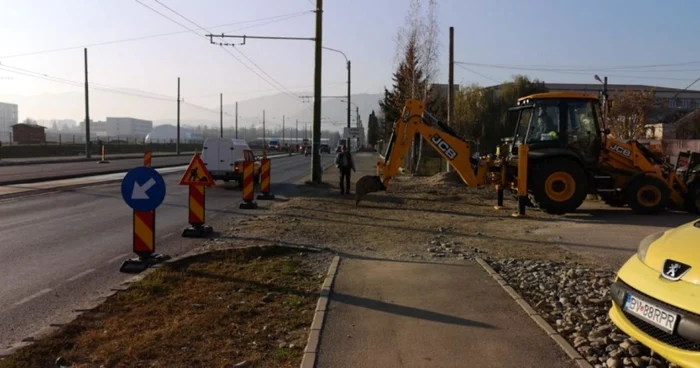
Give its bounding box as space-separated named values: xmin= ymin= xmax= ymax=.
xmin=0 ymin=64 xmax=232 ymax=115
xmin=454 ymin=61 xmax=700 ymax=73
xmin=454 ymin=63 xmax=500 ymax=83
xmin=137 ymin=0 xmax=306 ymax=106
xmin=152 ymin=0 xmax=306 ymax=104
xmin=453 ymin=61 xmax=692 ymax=82
xmin=0 ymin=11 xmax=312 ymax=60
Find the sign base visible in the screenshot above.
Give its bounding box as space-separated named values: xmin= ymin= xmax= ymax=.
xmin=181 ymin=224 xmax=213 ymax=238
xmin=239 ymin=201 xmax=258 ymax=209
xmin=119 ymin=254 xmax=169 ymax=274
xmin=257 ymin=193 xmax=275 ymax=200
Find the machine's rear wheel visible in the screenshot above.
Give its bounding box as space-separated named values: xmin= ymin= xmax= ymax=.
xmin=530 ymin=159 xmax=588 ymax=215
xmin=625 ymin=176 xmax=669 ymax=215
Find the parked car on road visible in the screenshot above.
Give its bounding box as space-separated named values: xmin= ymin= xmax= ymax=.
xmin=320 ymin=144 xmax=330 ymax=154
xmin=608 ymin=219 xmax=700 ymax=367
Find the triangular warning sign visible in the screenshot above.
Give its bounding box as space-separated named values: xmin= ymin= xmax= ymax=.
xmin=179 ymin=153 xmax=215 ymax=186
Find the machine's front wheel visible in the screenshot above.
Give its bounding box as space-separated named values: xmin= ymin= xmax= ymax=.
xmin=625 ymin=176 xmax=670 ymax=215
xmin=530 ymin=159 xmax=588 ymax=215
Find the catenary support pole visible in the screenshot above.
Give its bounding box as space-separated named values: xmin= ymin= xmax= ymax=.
xmin=84 ymin=48 xmax=91 ymax=159
xmin=447 ymin=26 xmax=454 ymax=172
xmin=311 ymin=0 xmax=323 ymax=183
xmin=177 ymin=77 xmax=181 ymax=154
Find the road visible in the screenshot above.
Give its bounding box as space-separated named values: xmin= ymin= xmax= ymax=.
xmin=0 ymin=153 xmax=335 ymax=351
xmin=0 ymin=150 xmax=272 ymax=185
xmin=532 ymin=201 xmax=699 ymax=269
xmin=0 ymin=152 xmax=194 ymax=166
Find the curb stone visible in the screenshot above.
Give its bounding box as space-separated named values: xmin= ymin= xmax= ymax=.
xmin=300 ymin=255 xmax=341 ymax=368
xmin=474 ymin=257 xmax=593 ymax=368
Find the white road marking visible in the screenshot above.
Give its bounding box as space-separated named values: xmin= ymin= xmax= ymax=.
xmin=14 ymin=288 xmax=52 ymax=306
xmin=67 ymin=268 xmax=96 ymax=282
xmin=161 ymin=232 xmax=174 ymax=239
xmin=106 ymin=253 xmax=131 ymax=264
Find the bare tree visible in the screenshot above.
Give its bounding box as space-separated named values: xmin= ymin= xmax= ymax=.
xmin=392 ymin=0 xmax=441 ymax=174
xmin=608 ymin=90 xmax=657 ymax=140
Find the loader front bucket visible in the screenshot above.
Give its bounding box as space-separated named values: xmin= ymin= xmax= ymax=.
xmin=355 ymin=175 xmax=386 ymax=205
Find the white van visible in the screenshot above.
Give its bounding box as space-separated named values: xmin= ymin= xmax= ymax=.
xmin=202 ymin=138 xmax=260 ymax=186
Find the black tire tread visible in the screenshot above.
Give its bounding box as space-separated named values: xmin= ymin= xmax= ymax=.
xmin=529 ymin=158 xmax=588 ymax=215
xmin=625 ymin=176 xmax=670 ymax=215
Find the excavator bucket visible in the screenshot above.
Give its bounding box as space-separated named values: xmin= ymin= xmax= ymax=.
xmin=355 ymin=175 xmax=386 ymax=205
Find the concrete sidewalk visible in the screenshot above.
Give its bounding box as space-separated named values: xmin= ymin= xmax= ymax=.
xmin=315 ymin=257 xmax=576 ymax=368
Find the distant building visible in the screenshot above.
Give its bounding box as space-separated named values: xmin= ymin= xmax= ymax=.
xmin=77 ymin=119 xmax=108 ymax=137
xmin=0 ymin=102 xmax=18 ymax=134
xmin=12 ymin=123 xmax=46 ymax=144
xmin=144 ymin=124 xmax=200 ymax=143
xmin=106 ymin=117 xmax=153 ymax=138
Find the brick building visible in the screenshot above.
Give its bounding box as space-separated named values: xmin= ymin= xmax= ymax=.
xmin=11 ymin=123 xmax=46 ymax=144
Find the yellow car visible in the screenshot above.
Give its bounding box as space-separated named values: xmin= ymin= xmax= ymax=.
xmin=609 ymin=219 xmax=700 ymax=367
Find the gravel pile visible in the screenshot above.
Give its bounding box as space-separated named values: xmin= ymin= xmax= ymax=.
xmin=424 ymin=229 xmax=488 ymax=260
xmin=488 ymin=259 xmax=678 ymax=368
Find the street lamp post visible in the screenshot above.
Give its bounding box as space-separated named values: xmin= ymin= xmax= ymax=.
xmin=341 ymin=99 xmax=359 ymax=149
xmin=323 ymin=46 xmax=350 ymax=149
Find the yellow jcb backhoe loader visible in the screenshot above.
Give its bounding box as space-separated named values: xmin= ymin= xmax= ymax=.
xmin=356 ymin=92 xmax=700 ymax=215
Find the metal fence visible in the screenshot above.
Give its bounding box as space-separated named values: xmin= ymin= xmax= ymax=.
xmin=0 ymin=131 xmax=204 ymax=146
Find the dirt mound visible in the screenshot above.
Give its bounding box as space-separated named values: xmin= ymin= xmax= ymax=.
xmin=425 ymin=171 xmax=465 ymax=186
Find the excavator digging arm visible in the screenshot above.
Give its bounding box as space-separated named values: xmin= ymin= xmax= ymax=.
xmin=355 ymin=99 xmax=490 ymax=204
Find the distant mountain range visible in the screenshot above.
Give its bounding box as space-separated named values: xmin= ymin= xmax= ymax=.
xmin=0 ymin=90 xmax=382 ymax=133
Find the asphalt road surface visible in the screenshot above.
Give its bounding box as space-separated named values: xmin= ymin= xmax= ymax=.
xmin=0 ymin=150 xmax=271 ymax=185
xmin=0 ymin=155 xmax=193 ymax=185
xmin=0 ymin=153 xmax=335 ymax=351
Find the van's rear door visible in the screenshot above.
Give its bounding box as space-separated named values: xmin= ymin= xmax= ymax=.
xmin=220 ymin=139 xmax=234 ymax=171
xmin=202 ymin=139 xmax=219 ymax=171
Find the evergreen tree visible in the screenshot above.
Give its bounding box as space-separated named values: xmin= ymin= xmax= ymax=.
xmin=367 ymin=110 xmax=379 ymax=146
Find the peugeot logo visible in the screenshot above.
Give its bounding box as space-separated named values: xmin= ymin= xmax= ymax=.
xmin=661 ymin=259 xmax=691 ymax=281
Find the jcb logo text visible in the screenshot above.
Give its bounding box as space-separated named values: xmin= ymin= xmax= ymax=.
xmin=611 ymin=144 xmax=632 ymax=157
xmin=431 ymin=134 xmax=458 ymax=160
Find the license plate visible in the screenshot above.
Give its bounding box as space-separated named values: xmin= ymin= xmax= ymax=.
xmin=624 ymin=293 xmax=678 ymax=334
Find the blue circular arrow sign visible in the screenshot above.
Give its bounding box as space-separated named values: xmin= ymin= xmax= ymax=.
xmin=121 ymin=167 xmax=166 ymax=211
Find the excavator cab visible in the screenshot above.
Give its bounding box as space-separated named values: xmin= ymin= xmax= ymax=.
xmin=508 ymin=92 xmax=604 ymax=172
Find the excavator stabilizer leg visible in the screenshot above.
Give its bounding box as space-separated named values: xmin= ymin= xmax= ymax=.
xmin=355 ymin=175 xmax=386 ymax=205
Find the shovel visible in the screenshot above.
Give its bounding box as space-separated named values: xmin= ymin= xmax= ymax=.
xmin=355 ymin=175 xmax=386 ymax=206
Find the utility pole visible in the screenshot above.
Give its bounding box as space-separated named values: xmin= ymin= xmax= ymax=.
xmin=311 ymin=0 xmax=323 ymax=183
xmin=262 ymin=109 xmax=266 ymax=156
xmin=177 ymin=77 xmax=181 ymax=154
xmin=346 ymin=60 xmax=351 ymax=150
xmin=84 ymin=48 xmax=91 ymax=159
xmin=220 ymin=93 xmax=223 ymax=138
xmin=447 ymin=26 xmax=455 ymax=172
xmin=296 ymin=119 xmax=299 ymax=146
xmin=282 ymin=115 xmax=285 ymax=146
xmin=235 ymin=101 xmax=238 ymax=139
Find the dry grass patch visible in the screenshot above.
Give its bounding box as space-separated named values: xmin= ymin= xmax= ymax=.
xmin=0 ymin=246 xmax=331 ymax=368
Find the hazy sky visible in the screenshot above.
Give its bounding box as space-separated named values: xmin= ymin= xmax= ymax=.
xmin=2 ymin=0 xmax=700 ymax=120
